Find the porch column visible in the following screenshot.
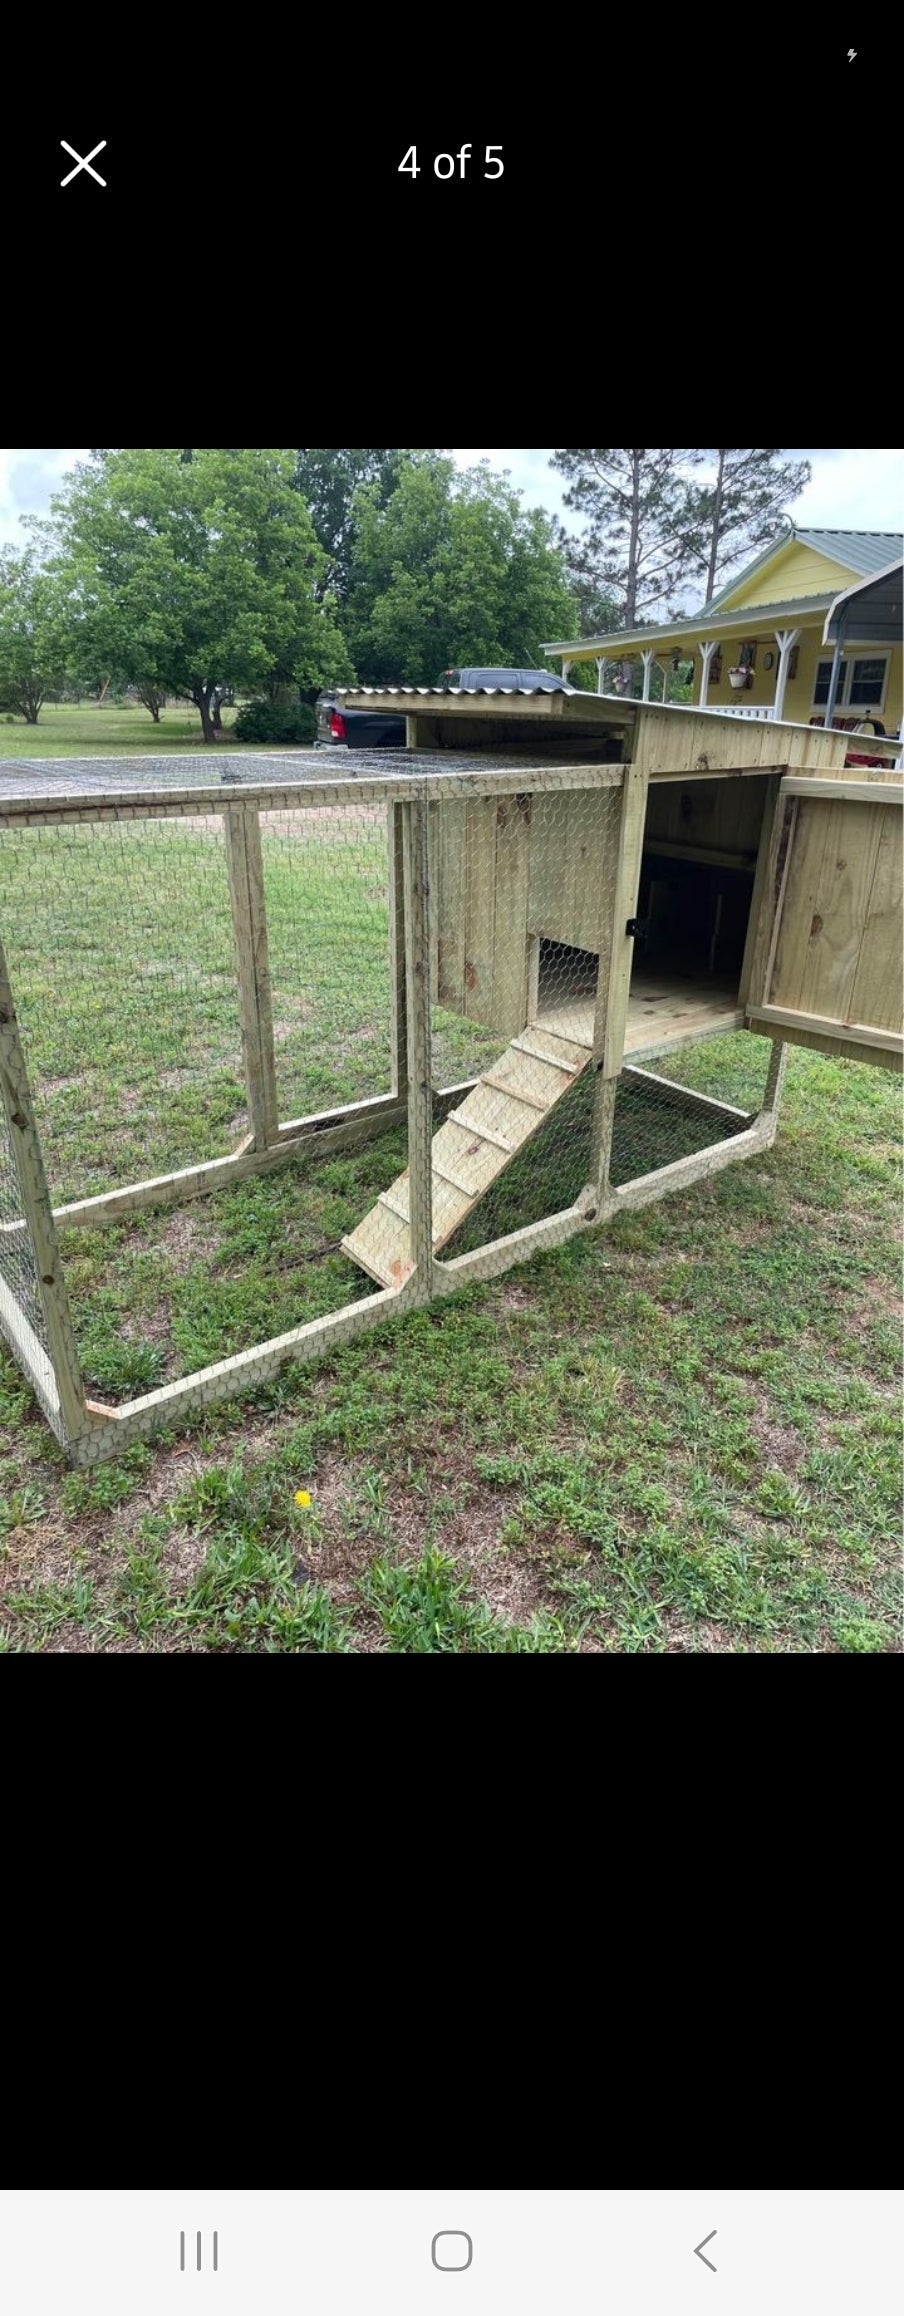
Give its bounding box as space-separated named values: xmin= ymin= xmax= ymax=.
xmin=596 ymin=656 xmax=607 ymax=695
xmin=561 ymin=659 xmax=573 ymax=686
xmin=772 ymin=627 xmax=801 ymax=723
xmin=823 ymin=609 xmax=847 ymax=728
xmin=640 ymin=648 xmax=656 ymax=702
xmin=698 ymin=638 xmax=718 ymax=708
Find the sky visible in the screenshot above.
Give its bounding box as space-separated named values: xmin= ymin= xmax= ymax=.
xmin=1 ymin=447 xmax=901 ymax=559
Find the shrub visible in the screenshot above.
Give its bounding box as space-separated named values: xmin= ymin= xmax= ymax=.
xmin=234 ymin=699 xmax=317 ymax=746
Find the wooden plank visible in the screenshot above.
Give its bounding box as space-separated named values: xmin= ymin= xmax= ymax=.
xmin=512 ymin=1028 xmax=589 ymax=1070
xmin=491 ymin=793 xmax=531 ymax=1033
xmin=432 ymin=1201 xmax=590 ymax=1291
xmin=0 ymin=1271 xmax=62 ymax=1427
xmin=0 ymin=933 xmax=88 ymax=1442
xmin=779 ymin=778 xmax=904 ymax=805
xmin=760 ymin=800 xmax=800 ymax=1009
xmin=342 ymin=1202 xmax=414 ymax=1289
xmin=483 ymin=1045 xmax=582 ymax=1104
xmin=435 ymin=799 xmax=466 ymax=1014
xmin=242 ymin=803 xmax=279 ymax=1144
xmin=592 ymin=762 xmax=649 ymax=1076
xmin=224 ymin=807 xmax=268 ymax=1151
xmin=431 ymin=1119 xmax=505 ymax=1198
xmin=847 ymin=808 xmax=904 ymax=1031
xmin=402 ymin=797 xmax=433 ymax=1287
xmin=738 ymin=778 xmax=785 ymax=1010
xmin=768 ymin=798 xmax=883 ymax=1022
xmin=388 ymin=802 xmax=408 ymax=1098
xmin=625 ymin=1009 xmax=744 ymax=1063
xmin=446 ymin=1106 xmax=516 ymax=1154
xmin=463 ymin=798 xmax=498 ymax=1026
xmin=747 ymin=1004 xmax=903 ymax=1055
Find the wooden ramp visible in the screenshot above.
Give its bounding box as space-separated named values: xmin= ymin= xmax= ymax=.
xmin=342 ymin=1022 xmax=593 ymax=1288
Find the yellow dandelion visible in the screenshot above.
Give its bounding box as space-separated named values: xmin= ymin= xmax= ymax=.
xmin=294 ymin=1489 xmax=312 ymax=1509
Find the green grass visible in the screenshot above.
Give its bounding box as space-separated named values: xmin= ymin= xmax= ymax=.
xmin=0 ymin=810 xmax=900 ymax=1654
xmin=0 ymin=699 xmax=276 ymax=756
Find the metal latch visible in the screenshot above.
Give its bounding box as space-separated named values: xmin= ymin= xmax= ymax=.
xmin=625 ymin=917 xmax=649 ymax=940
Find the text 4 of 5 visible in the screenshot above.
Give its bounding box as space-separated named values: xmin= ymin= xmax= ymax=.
xmin=398 ymin=145 xmax=503 ymax=179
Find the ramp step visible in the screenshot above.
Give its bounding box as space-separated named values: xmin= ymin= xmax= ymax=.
xmin=343 ymin=1020 xmax=595 ymax=1288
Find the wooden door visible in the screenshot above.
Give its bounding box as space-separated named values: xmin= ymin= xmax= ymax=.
xmin=744 ymin=776 xmax=903 ymax=1070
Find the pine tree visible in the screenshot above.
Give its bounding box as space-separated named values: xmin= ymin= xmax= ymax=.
xmin=688 ymin=449 xmax=812 ymax=603
xmin=550 ymin=449 xmax=701 ymax=628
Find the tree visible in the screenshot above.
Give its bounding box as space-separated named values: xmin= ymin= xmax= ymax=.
xmin=344 ymin=455 xmax=578 ymax=682
xmin=550 ymin=449 xmax=702 ymax=628
xmin=0 ymin=550 xmax=73 ymax=723
xmin=683 ymin=449 xmax=812 ymax=603
xmin=53 ymin=448 xmax=349 ymax=740
xmin=295 ymin=449 xmax=435 ymax=602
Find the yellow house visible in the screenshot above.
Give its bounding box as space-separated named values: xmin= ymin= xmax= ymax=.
xmin=543 ymin=528 xmax=903 ymax=737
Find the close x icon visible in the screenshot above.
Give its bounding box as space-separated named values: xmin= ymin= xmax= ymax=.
xmin=60 ymin=138 xmax=106 ymax=187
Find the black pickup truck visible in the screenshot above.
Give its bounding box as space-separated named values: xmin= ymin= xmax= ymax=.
xmin=317 ymin=668 xmax=571 ymax=748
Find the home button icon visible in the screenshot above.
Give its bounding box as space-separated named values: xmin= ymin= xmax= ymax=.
xmin=432 ymin=2234 xmax=473 ymax=2272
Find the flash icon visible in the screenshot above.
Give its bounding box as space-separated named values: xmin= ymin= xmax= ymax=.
xmin=847 ymin=46 xmax=856 ymax=57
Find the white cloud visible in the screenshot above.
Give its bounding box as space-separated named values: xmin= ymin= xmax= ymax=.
xmin=0 ymin=448 xmax=88 ymax=549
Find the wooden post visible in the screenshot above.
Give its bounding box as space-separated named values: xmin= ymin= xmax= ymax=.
xmin=587 ymin=762 xmax=649 ymax=1209
xmin=402 ymin=796 xmax=433 ymax=1293
xmin=388 ymin=802 xmax=409 ymax=1100
xmin=0 ymin=934 xmax=89 ymax=1443
xmin=698 ymin=638 xmax=719 ymax=708
xmin=224 ymin=804 xmax=279 ymax=1151
xmin=761 ymin=1038 xmax=788 ymax=1125
xmin=773 ymin=628 xmax=801 ymax=725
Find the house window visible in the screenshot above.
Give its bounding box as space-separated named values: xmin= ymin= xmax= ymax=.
xmin=813 ymin=655 xmax=888 ymax=710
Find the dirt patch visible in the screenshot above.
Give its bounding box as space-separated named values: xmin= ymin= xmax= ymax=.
xmin=748 ymin=1411 xmax=803 ymax=1474
xmin=157 ymin=1210 xmax=222 ymax=1278
xmin=497 ymin=1281 xmax=534 ymax=1311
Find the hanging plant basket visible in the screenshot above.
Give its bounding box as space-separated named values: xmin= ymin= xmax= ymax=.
xmin=728 ymin=669 xmax=750 ymax=691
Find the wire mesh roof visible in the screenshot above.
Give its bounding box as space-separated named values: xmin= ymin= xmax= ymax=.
xmin=0 ymin=748 xmax=624 ymax=806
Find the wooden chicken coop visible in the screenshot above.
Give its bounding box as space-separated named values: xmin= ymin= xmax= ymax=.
xmin=0 ymin=693 xmax=900 ymax=1463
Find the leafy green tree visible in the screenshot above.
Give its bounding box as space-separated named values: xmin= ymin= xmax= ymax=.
xmin=0 ymin=550 xmax=73 ymax=722
xmin=295 ymin=449 xmax=418 ymax=602
xmin=550 ymin=449 xmax=702 ymax=627
xmin=53 ymin=447 xmax=348 ymax=740
xmin=683 ymin=448 xmax=812 ymax=602
xmin=344 ymin=455 xmax=578 ymax=682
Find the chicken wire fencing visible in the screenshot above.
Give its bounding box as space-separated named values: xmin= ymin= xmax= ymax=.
xmin=0 ymin=766 xmax=785 ymax=1463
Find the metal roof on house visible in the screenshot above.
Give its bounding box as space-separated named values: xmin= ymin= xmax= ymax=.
xmin=705 ymin=527 xmax=903 ymax=611
xmin=545 ymin=529 xmax=904 ymax=658
xmin=793 ymin=529 xmax=904 ymax=577
xmin=542 ymin=592 xmax=840 ymax=657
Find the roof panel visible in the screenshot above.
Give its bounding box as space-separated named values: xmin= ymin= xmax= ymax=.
xmin=795 ymin=529 xmax=903 ymax=577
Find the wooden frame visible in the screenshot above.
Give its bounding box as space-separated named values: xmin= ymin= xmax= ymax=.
xmin=0 ymin=734 xmax=892 ymax=1466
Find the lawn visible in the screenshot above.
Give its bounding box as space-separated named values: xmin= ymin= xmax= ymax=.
xmin=0 ymin=799 xmax=900 ymax=1654
xmin=0 ymin=699 xmax=249 ymax=756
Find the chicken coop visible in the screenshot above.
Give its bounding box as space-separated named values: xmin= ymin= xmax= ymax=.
xmin=0 ymin=693 xmax=900 ymax=1465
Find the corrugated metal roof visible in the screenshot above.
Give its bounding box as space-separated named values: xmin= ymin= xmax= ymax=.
xmin=794 ymin=529 xmax=903 ymax=577
xmin=337 ymin=685 xmax=569 ymax=699
xmin=543 ymin=593 xmax=839 ymax=657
